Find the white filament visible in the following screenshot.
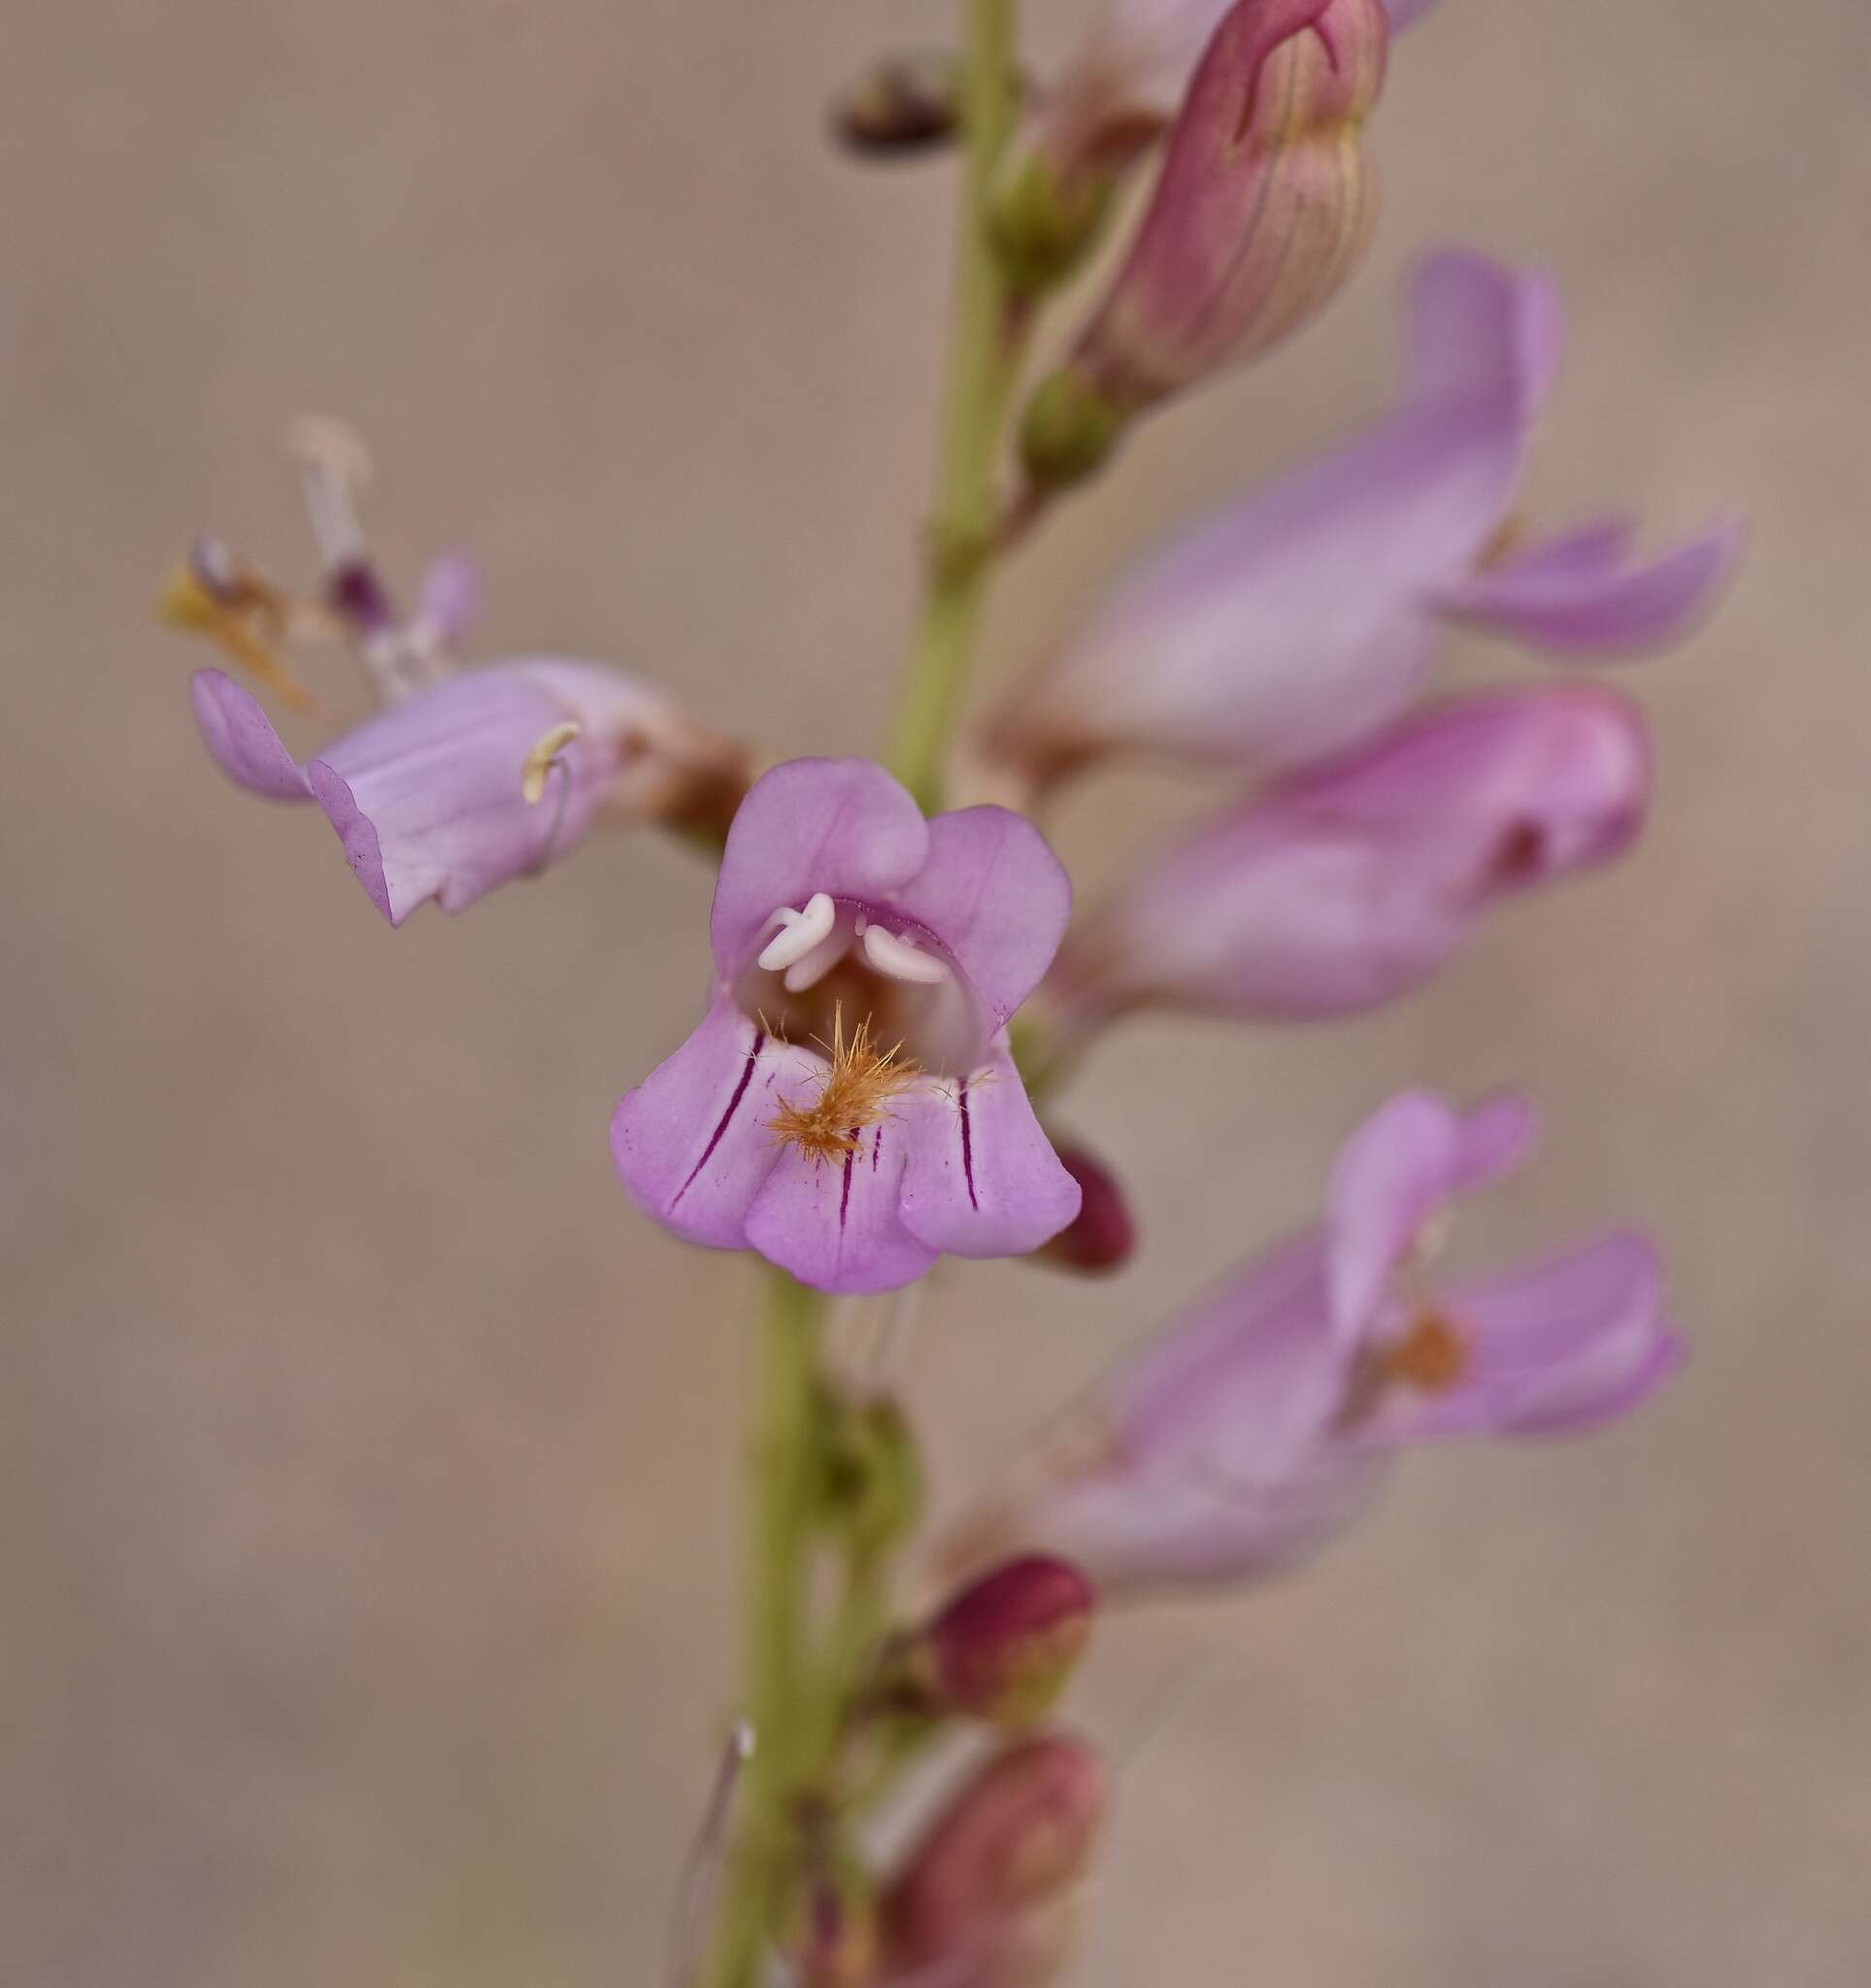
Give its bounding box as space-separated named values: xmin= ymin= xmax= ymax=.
xmin=862 ymin=922 xmax=951 ymax=985
xmin=757 ymin=892 xmax=836 ymax=971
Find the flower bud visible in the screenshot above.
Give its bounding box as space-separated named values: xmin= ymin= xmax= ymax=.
xmin=1035 ymin=1142 xmax=1137 ymax=1275
xmin=819 ymin=1393 xmax=924 ymax=1561
xmin=899 ymin=1556 xmax=1096 ymax=1725
xmin=987 ymin=151 xmax=1119 ymax=295
xmin=1020 ymin=0 xmax=1387 ymax=483
xmin=883 ymin=1736 xmax=1107 ymax=1986
xmin=831 ymin=50 xmax=966 ymax=156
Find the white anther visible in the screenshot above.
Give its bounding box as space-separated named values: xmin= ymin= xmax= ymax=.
xmin=782 ymin=926 xmax=852 ymax=993
xmin=757 ymin=892 xmax=837 ymax=972
xmin=861 ymin=923 xmax=951 ymax=985
xmin=520 ymin=721 xmax=582 ymax=803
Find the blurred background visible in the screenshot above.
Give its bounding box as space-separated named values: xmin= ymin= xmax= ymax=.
xmin=5 ymin=1 xmax=1868 ymax=1982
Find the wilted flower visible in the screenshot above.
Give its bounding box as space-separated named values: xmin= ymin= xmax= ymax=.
xmin=881 ymin=1735 xmax=1106 ymax=1987
xmin=1018 ymin=0 xmax=1388 ymax=484
xmin=170 ymin=428 xmax=749 ymax=924
xmin=939 ymin=1090 xmax=1682 ymax=1596
xmin=989 ymin=250 xmax=1744 ymax=785
xmin=611 ymin=758 xmax=1083 ymax=1295
xmin=1041 ymin=684 xmax=1650 ymax=1027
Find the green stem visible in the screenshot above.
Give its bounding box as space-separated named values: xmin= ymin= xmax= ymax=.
xmin=883 ymin=0 xmax=1025 ymax=813
xmin=707 ymin=1268 xmax=825 ymax=1987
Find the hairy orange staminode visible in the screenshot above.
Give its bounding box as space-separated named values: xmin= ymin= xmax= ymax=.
xmin=768 ymin=1005 xmax=920 ymax=1166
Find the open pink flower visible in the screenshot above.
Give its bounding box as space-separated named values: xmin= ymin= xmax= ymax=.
xmin=987 ymin=249 xmax=1743 ymax=786
xmin=940 ymin=1090 xmax=1681 ymax=1596
xmin=192 ymin=660 xmax=739 ymax=926
xmin=610 ymin=759 xmax=1082 ymax=1295
xmin=1044 ymin=684 xmax=1650 ymax=1026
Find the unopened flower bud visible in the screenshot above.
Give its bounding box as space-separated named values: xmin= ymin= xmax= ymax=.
xmin=1018 ymin=370 xmax=1127 ymax=492
xmin=831 ymin=50 xmax=966 ymax=156
xmin=820 ymin=1393 xmax=923 ymax=1561
xmin=883 ymin=1736 xmax=1107 ymax=1986
xmin=1021 ymin=0 xmax=1386 ymax=478
xmin=1036 ymin=1143 xmax=1136 ymax=1274
xmin=988 ymin=151 xmax=1119 ymax=295
xmin=899 ymin=1556 xmax=1096 ymax=1725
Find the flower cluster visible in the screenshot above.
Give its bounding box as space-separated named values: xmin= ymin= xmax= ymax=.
xmin=158 ymin=1 xmax=1743 ymax=1982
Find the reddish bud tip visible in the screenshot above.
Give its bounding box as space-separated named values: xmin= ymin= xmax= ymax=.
xmin=884 ymin=1736 xmax=1107 ymax=1984
xmin=1037 ymin=1143 xmax=1137 ymax=1275
xmin=918 ymin=1555 xmax=1097 ymax=1725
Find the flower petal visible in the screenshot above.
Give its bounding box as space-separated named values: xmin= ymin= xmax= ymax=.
xmin=898 ymin=1044 xmax=1082 ymax=1260
xmin=1387 ymin=1231 xmax=1683 ymax=1440
xmin=1405 ymin=247 xmax=1561 ymax=418
xmin=891 ymin=809 xmax=1073 ymax=1026
xmin=611 ymin=994 xmax=820 ymax=1249
xmin=1327 ymin=1089 xmax=1536 ymax=1339
xmin=1437 ymin=514 xmax=1747 ymax=657
xmin=744 ymin=1114 xmax=939 ymax=1296
xmin=708 ymin=758 xmax=930 ymax=979
xmin=307 ymin=667 xmax=619 ymax=924
xmin=189 ymin=670 xmax=314 ymax=800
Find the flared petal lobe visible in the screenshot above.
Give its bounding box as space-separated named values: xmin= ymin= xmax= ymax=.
xmin=1325 ymin=1088 xmax=1537 ymax=1336
xmin=898 ymin=1043 xmax=1084 ymax=1260
xmin=1368 ymin=1232 xmax=1683 ymax=1442
xmin=610 ymin=994 xmax=822 ymax=1250
xmin=1437 ymin=514 xmax=1746 ymax=657
xmin=708 ymin=757 xmax=931 ymax=977
xmin=892 ymin=808 xmax=1073 ymax=1026
xmin=744 ymin=1125 xmax=941 ymax=1297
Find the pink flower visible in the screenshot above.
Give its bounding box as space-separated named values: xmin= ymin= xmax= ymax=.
xmin=192 ymin=660 xmax=741 ymax=926
xmin=989 ymin=250 xmax=1744 ymax=784
xmin=610 ymin=759 xmax=1083 ymax=1295
xmin=940 ymin=1090 xmax=1682 ymax=1597
xmin=1044 ymin=685 xmax=1650 ymax=1026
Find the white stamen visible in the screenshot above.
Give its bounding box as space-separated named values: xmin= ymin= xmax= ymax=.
xmin=782 ymin=926 xmax=852 ymax=993
xmin=862 ymin=922 xmax=951 ymax=985
xmin=757 ymin=892 xmax=837 ymax=972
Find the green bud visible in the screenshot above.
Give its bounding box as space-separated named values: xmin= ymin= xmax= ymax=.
xmin=1019 ymin=368 xmax=1125 ymax=490
xmin=818 ymin=1392 xmax=922 ymax=1560
xmin=987 ymin=151 xmax=1117 ymax=295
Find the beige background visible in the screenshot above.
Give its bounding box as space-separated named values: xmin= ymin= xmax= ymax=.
xmin=5 ymin=1 xmax=1868 ymax=1983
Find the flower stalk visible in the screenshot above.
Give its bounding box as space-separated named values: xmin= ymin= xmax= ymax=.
xmin=883 ymin=0 xmax=1026 ymax=814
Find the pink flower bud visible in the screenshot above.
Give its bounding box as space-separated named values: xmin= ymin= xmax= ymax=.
xmin=908 ymin=1556 xmax=1097 ymax=1725
xmin=883 ymin=1737 xmax=1107 ymax=1986
xmin=1037 ymin=1143 xmax=1138 ymax=1274
xmin=1021 ymin=0 xmax=1387 ymax=481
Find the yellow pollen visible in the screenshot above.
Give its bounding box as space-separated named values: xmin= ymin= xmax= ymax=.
xmin=156 ymin=559 xmax=320 ymax=716
xmin=520 ymin=721 xmax=583 ymax=803
xmin=768 ymin=1005 xmax=919 ymax=1166
xmin=1379 ymin=1309 xmax=1471 ymax=1395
